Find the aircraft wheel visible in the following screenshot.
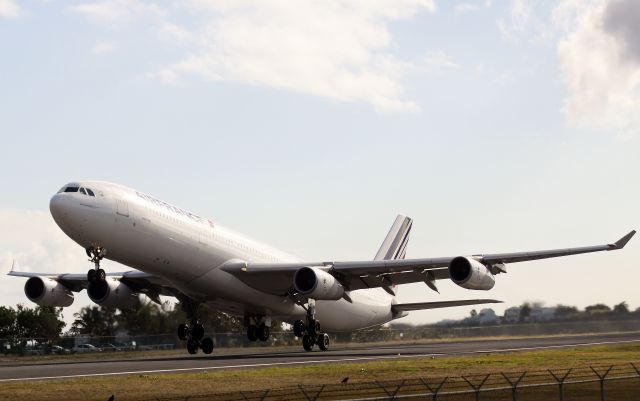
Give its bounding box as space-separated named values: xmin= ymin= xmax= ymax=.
xmin=186 ymin=339 xmax=198 ymax=355
xmin=302 ymin=335 xmax=314 ymax=352
xmin=308 ymin=319 xmax=320 ymax=337
xmin=293 ymin=320 xmax=305 ymax=337
xmin=97 ymin=269 xmax=106 ymax=281
xmin=192 ymin=323 xmax=205 ymax=341
xmin=258 ymin=325 xmax=270 ymax=342
xmin=317 ymin=333 xmax=329 ymax=351
xmin=247 ymin=325 xmax=258 ymax=342
xmin=201 ymin=338 xmax=214 ymax=354
xmin=177 ymin=324 xmax=189 ymax=341
xmin=87 ymin=269 xmax=96 ymax=282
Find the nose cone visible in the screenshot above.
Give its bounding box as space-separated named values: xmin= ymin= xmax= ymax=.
xmin=49 ymin=194 xmax=71 ymax=228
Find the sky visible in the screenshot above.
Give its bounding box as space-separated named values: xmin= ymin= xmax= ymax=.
xmin=1 ymin=0 xmax=639 ymax=328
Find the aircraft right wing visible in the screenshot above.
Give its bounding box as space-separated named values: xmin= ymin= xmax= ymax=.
xmin=392 ymin=299 xmax=502 ymax=312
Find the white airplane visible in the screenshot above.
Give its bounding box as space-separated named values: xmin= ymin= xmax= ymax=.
xmin=8 ymin=181 xmax=636 ymax=354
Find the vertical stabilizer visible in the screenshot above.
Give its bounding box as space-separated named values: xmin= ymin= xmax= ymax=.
xmin=374 ymin=215 xmax=413 ymax=261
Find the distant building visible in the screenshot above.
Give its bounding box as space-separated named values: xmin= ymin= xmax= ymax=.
xmin=477 ymin=308 xmax=499 ymax=325
xmin=504 ymin=306 xmax=521 ymax=323
xmin=530 ymin=307 xmax=557 ymax=322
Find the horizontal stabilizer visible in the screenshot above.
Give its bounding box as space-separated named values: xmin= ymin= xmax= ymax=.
xmin=392 ymin=299 xmax=502 ymax=312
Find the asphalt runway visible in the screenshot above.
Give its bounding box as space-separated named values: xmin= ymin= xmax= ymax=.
xmin=2 ymin=332 xmax=639 ymax=382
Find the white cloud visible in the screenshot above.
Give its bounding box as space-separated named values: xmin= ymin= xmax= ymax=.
xmin=147 ymin=1 xmax=435 ymax=113
xmin=555 ymin=0 xmax=640 ymax=137
xmin=455 ymin=1 xmax=492 ymax=14
xmin=423 ymin=51 xmax=461 ymax=69
xmin=0 ymin=0 xmax=23 ymax=18
xmin=91 ymin=39 xmax=117 ymax=55
xmin=70 ymin=0 xmax=164 ymax=25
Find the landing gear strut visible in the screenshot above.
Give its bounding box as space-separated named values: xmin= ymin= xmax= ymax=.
xmin=177 ymin=300 xmax=215 ymax=355
xmin=86 ymin=246 xmax=107 ymax=283
xmin=293 ymin=300 xmax=330 ymax=352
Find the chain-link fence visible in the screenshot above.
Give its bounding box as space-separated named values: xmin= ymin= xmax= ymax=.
xmin=4 ymin=320 xmax=640 ymax=355
xmin=138 ymin=362 xmax=640 ymax=401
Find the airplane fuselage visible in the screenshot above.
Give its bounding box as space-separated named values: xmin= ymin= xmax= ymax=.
xmin=49 ymin=181 xmax=396 ymax=331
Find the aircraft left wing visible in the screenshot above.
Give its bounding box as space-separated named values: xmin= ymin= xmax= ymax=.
xmin=221 ymin=230 xmax=636 ymax=296
xmin=392 ymin=299 xmax=502 ymax=312
xmin=7 ymin=262 xmax=177 ymax=303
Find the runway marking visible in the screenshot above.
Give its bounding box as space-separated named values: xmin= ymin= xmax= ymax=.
xmin=1 ymin=338 xmax=639 ymax=382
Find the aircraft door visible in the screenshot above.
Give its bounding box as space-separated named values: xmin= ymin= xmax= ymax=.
xmin=116 ymin=199 xmax=129 ymax=217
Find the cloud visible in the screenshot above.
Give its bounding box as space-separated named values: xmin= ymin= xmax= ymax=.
xmin=0 ymin=0 xmax=22 ymax=18
xmin=423 ymin=51 xmax=461 ymax=69
xmin=145 ymin=1 xmax=436 ymax=113
xmin=455 ymin=1 xmax=492 ymax=14
xmin=91 ymin=39 xmax=117 ymax=55
xmin=69 ymin=0 xmax=164 ymax=25
xmin=555 ymin=0 xmax=640 ymax=137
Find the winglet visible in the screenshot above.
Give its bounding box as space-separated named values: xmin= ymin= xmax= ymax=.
xmin=10 ymin=260 xmax=19 ymax=273
xmin=613 ymin=230 xmax=636 ymax=249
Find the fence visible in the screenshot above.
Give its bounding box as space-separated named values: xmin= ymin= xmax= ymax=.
xmin=139 ymin=362 xmax=640 ymax=401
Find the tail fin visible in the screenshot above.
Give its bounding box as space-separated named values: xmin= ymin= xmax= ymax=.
xmin=375 ymin=215 xmax=413 ymax=261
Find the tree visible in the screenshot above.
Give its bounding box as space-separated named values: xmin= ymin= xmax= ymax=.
xmin=0 ymin=306 xmax=16 ymax=340
xmin=15 ymin=305 xmax=65 ymax=342
xmin=519 ymin=303 xmax=531 ymax=323
xmin=585 ymin=303 xmax=611 ymax=315
xmin=554 ymin=304 xmax=578 ymax=319
xmin=71 ymin=306 xmax=117 ymax=337
xmin=613 ymin=301 xmax=629 ymax=314
xmin=470 ymin=309 xmax=478 ymax=317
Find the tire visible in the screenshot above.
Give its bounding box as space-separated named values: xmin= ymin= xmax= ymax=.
xmin=201 ymin=338 xmax=214 ymax=354
xmin=177 ymin=324 xmax=189 ymax=341
xmin=258 ymin=325 xmax=270 ymax=342
xmin=293 ymin=320 xmax=305 ymax=337
xmin=302 ymin=335 xmax=314 ymax=352
xmin=308 ymin=319 xmax=320 ymax=337
xmin=97 ymin=269 xmax=106 ymax=281
xmin=87 ymin=269 xmax=96 ymax=282
xmin=186 ymin=339 xmax=198 ymax=355
xmin=192 ymin=323 xmax=205 ymax=341
xmin=247 ymin=325 xmax=258 ymax=342
xmin=317 ymin=333 xmax=329 ymax=351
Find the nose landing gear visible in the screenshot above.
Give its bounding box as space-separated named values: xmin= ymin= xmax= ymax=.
xmin=293 ymin=301 xmax=330 ymax=352
xmin=86 ymin=246 xmax=107 ymax=283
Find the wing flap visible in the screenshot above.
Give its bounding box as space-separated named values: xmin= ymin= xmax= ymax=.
xmin=392 ymin=299 xmax=502 ymax=312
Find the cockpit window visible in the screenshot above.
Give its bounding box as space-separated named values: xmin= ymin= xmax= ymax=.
xmin=64 ymin=187 xmax=79 ymax=193
xmin=79 ymin=188 xmax=87 ymax=195
xmin=86 ymin=188 xmax=95 ymax=197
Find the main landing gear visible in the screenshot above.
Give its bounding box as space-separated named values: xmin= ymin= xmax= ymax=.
xmin=246 ymin=316 xmax=271 ymax=343
xmin=293 ymin=302 xmax=330 ymax=352
xmin=86 ymin=246 xmax=107 ymax=283
xmin=177 ymin=301 xmax=214 ymax=355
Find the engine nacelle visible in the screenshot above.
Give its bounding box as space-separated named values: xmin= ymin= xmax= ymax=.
xmin=87 ymin=278 xmax=139 ymax=309
xmin=24 ymin=277 xmax=74 ymax=307
xmin=293 ymin=267 xmax=344 ymax=300
xmin=448 ymin=256 xmax=495 ymax=290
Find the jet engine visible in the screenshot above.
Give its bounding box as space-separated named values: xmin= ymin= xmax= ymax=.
xmin=87 ymin=278 xmax=139 ymax=309
xmin=448 ymin=256 xmax=495 ymax=290
xmin=24 ymin=277 xmax=74 ymax=307
xmin=293 ymin=267 xmax=344 ymax=300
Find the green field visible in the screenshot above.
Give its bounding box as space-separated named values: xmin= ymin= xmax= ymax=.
xmin=1 ymin=342 xmax=639 ymax=401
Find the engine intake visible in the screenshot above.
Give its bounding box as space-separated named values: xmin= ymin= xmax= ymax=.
xmin=293 ymin=267 xmax=344 ymax=300
xmin=449 ymin=256 xmax=495 ymax=290
xmin=88 ymin=278 xmax=139 ymax=309
xmin=24 ymin=277 xmax=74 ymax=307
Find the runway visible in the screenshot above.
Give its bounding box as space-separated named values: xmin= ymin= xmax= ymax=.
xmin=1 ymin=332 xmax=639 ymax=382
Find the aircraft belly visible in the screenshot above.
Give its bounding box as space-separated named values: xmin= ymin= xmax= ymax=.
xmin=315 ymin=290 xmax=394 ymax=331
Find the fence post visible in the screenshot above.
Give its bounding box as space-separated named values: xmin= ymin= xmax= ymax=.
xmin=375 ymin=379 xmax=405 ymax=400
xmin=590 ymin=365 xmax=613 ymax=401
xmin=631 ymin=363 xmax=640 ymax=377
xmin=548 ymin=369 xmax=572 ymax=401
xmin=419 ymin=377 xmax=448 ymax=401
xmin=501 ymin=371 xmax=527 ymax=401
xmin=462 ymin=374 xmax=490 ymax=401
xmin=298 ymin=384 xmax=325 ymax=401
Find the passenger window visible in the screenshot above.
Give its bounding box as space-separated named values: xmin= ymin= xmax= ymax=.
xmin=86 ymin=188 xmax=95 ymax=197
xmin=79 ymin=188 xmax=87 ymax=195
xmin=64 ymin=187 xmax=79 ymax=193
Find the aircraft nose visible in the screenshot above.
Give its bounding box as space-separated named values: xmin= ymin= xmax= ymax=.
xmin=49 ymin=193 xmax=71 ymax=226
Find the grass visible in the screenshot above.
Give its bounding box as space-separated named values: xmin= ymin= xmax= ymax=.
xmin=0 ymin=343 xmax=639 ymax=401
